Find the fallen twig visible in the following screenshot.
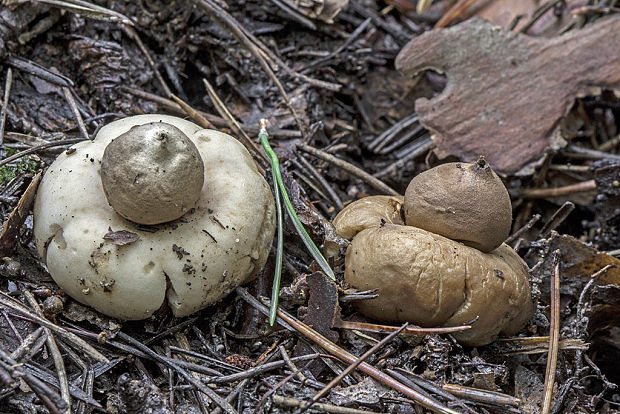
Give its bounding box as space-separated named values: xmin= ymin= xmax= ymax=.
xmin=541 ymin=250 xmax=561 ymax=414
xmin=236 ymin=287 xmax=460 ymax=414
xmin=298 ymin=323 xmax=410 ymax=413
xmin=0 ymin=292 xmax=108 ymax=363
xmin=0 ymin=67 xmax=13 ymax=162
xmin=23 ymin=291 xmax=71 ymax=414
xmin=512 ymin=180 xmax=596 ymax=199
xmin=297 ymin=143 xmax=399 ymax=196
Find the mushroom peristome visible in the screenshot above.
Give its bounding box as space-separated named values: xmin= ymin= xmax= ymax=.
xmin=33 ymin=115 xmax=276 ymax=320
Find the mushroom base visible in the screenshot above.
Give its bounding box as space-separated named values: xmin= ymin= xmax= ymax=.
xmin=345 ymin=224 xmax=533 ymax=346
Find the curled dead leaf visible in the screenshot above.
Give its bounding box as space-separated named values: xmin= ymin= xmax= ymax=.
xmin=103 ymin=227 xmax=140 ymax=246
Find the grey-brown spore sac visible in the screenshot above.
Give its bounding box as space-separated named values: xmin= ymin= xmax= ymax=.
xmin=101 ymin=122 xmax=205 ymax=225
xmin=403 ymin=156 xmax=512 ymax=253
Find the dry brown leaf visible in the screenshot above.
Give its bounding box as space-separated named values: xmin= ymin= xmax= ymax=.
xmin=546 ymin=233 xmax=620 ymax=286
xmin=103 ymin=227 xmax=140 ymax=246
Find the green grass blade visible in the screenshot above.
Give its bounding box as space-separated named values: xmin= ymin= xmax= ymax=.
xmin=275 ymin=173 xmax=335 ymax=280
xmin=267 ymin=155 xmax=284 ymax=326
xmin=259 ymin=121 xmax=335 ymax=287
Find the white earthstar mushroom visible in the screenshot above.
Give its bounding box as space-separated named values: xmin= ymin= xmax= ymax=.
xmin=33 ymin=115 xmax=276 ymax=320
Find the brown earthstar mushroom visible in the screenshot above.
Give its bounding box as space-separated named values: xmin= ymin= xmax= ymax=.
xmin=333 ymin=163 xmax=533 ymax=346
xmin=101 ymin=122 xmax=205 ymax=225
xmin=404 ymin=156 xmax=512 ymax=253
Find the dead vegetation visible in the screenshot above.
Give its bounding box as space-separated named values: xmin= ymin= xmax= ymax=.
xmin=0 ymin=1 xmax=619 ymax=413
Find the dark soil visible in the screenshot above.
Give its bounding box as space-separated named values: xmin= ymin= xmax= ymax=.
xmin=0 ymin=1 xmax=619 ymax=413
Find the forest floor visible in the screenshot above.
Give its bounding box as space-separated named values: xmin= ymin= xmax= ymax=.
xmin=0 ymin=1 xmax=619 ymax=413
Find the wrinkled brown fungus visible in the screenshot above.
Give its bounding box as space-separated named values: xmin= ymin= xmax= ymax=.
xmin=333 ymin=162 xmax=533 ymax=346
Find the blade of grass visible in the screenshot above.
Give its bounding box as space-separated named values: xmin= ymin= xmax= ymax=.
xmin=268 ymin=143 xmax=284 ymax=327
xmin=259 ymin=120 xmax=335 ymax=324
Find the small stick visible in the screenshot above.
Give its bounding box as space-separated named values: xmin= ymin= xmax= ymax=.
xmin=496 ymin=337 xmax=589 ymax=355
xmin=367 ymin=113 xmax=419 ymax=152
xmin=269 ymin=0 xmax=316 ymax=29
xmin=374 ymin=137 xmax=434 ymax=179
xmin=513 ymin=180 xmax=596 ymax=199
xmin=505 ymin=214 xmax=541 ymax=245
xmin=34 ymin=0 xmax=133 ymax=25
xmin=202 ymin=79 xmax=269 ymax=168
xmin=144 ymin=317 xmax=198 ymax=346
xmin=1 ymin=308 xmax=22 ymax=342
xmin=334 ymin=319 xmax=471 ymax=335
xmin=272 ymin=395 xmax=379 ymax=414
xmin=18 ymin=333 xmax=48 ymax=364
xmin=548 ymin=164 xmax=591 ymax=173
xmin=539 ymin=201 xmax=575 ymax=238
xmin=169 ymin=93 xmax=212 ymax=129
xmin=298 ymin=323 xmax=410 ymax=414
xmin=541 ymin=250 xmax=561 ymax=414
xmin=209 ymin=353 xmax=325 ymax=384
xmin=297 ymin=143 xmax=399 ymax=196
xmin=23 ymin=291 xmax=71 ymax=414
xmin=0 ymin=68 xmax=13 ymax=161
xmin=0 ymin=138 xmax=84 ymax=168
xmin=520 ymin=0 xmax=565 ymax=33
xmin=10 ymin=327 xmax=44 ymax=360
xmin=576 ymin=264 xmax=615 ymax=321
xmin=435 ymin=0 xmax=479 ymax=28
xmin=296 ymin=155 xmax=344 ymax=210
xmin=5 ymin=55 xmax=73 ymax=87
xmin=165 ymin=346 xmax=175 ymax=410
xmin=122 ymin=86 xmax=302 ymax=137
xmin=378 ymin=124 xmax=426 ymax=155
xmin=599 ymin=134 xmax=620 ymax=152
xmin=441 ymin=383 xmax=521 ymax=407
xmin=279 ymin=345 xmax=307 ymax=384
xmin=62 ymin=87 xmax=89 ymax=141
xmin=565 ymin=145 xmax=620 ymax=162
xmin=168 ymin=346 xmax=241 ymax=372
xmin=301 ymin=18 xmax=372 ymax=73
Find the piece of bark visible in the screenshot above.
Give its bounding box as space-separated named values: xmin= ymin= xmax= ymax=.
xmin=395 ymin=17 xmax=620 ymax=175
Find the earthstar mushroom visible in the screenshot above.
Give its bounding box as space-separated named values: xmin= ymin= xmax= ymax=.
xmin=404 ymin=156 xmax=512 ymax=253
xmin=333 ymin=162 xmax=533 ymax=346
xmin=33 ymin=114 xmax=276 ymax=320
xmin=101 ymin=122 xmax=205 ymax=225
